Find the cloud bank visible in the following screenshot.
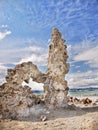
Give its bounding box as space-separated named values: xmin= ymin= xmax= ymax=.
xmin=67 ymin=70 xmax=98 ymax=88
xmin=22 ymin=78 xmax=44 ymax=91
xmin=67 ymin=40 xmax=98 ymax=88
xmin=73 ymin=45 xmax=98 ymax=68
xmin=0 ymin=30 xmax=11 ymax=40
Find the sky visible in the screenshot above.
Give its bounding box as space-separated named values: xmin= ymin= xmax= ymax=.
xmin=0 ymin=0 xmax=98 ymax=89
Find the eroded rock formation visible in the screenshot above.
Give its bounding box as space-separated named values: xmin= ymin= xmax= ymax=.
xmin=0 ymin=28 xmax=69 ymax=119
xmin=44 ymin=28 xmax=69 ymax=108
xmin=0 ymin=62 xmax=46 ymax=119
xmin=6 ymin=62 xmax=46 ymax=84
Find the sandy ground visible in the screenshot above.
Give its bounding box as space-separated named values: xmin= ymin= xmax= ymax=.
xmin=0 ymin=105 xmax=98 ymax=130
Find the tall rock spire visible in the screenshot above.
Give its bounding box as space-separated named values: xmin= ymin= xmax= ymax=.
xmin=44 ymin=28 xmax=69 ymax=108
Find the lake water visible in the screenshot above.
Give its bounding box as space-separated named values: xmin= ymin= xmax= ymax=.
xmin=33 ymin=89 xmax=98 ymax=97
xmin=68 ymin=89 xmax=98 ymax=97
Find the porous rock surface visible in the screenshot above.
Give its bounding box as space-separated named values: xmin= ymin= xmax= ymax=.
xmin=0 ymin=62 xmax=46 ymax=119
xmin=0 ymin=28 xmax=69 ymax=119
xmin=44 ymin=28 xmax=69 ymax=108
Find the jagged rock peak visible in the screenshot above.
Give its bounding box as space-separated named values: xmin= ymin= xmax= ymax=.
xmin=51 ymin=28 xmax=66 ymax=45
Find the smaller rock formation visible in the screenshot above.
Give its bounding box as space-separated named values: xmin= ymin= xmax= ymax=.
xmin=6 ymin=61 xmax=45 ymax=84
xmin=68 ymin=96 xmax=93 ymax=106
xmin=44 ymin=28 xmax=69 ymax=108
xmin=81 ymin=98 xmax=92 ymax=105
xmin=40 ymin=115 xmax=47 ymax=121
xmin=0 ymin=62 xmax=45 ymax=119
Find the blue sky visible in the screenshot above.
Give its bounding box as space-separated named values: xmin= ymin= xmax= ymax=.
xmin=0 ymin=0 xmax=98 ymax=88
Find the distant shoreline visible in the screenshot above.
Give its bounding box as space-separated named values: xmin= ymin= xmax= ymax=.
xmin=69 ymin=87 xmax=98 ymax=91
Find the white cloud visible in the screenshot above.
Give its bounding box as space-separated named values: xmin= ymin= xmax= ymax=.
xmin=69 ymin=38 xmax=94 ymax=55
xmin=0 ymin=30 xmax=11 ymax=40
xmin=66 ymin=70 xmax=98 ymax=88
xmin=73 ymin=45 xmax=98 ymax=68
xmin=0 ymin=45 xmax=47 ymax=65
xmin=19 ymin=53 xmax=48 ymax=66
xmin=66 ymin=40 xmax=98 ymax=88
xmin=14 ymin=45 xmax=48 ymax=66
xmin=22 ymin=78 xmax=44 ymax=91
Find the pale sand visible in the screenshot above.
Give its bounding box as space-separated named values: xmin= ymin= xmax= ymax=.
xmin=0 ymin=106 xmax=98 ymax=130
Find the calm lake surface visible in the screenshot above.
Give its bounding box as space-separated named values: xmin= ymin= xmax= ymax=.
xmin=33 ymin=89 xmax=98 ymax=97
xmin=68 ymin=89 xmax=98 ymax=97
